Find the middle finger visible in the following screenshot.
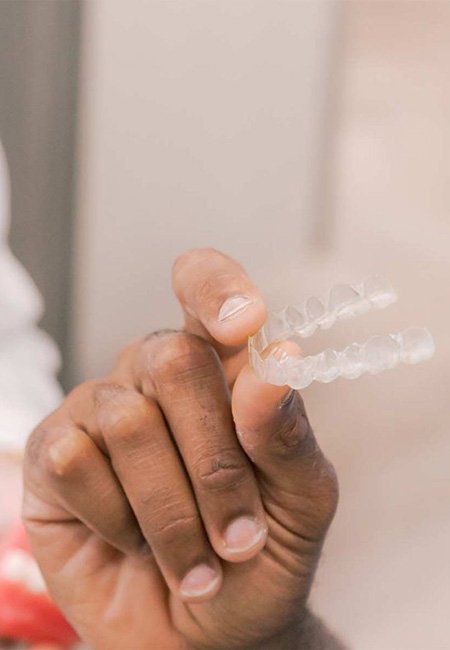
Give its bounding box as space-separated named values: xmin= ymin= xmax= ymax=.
xmin=135 ymin=331 xmax=268 ymax=563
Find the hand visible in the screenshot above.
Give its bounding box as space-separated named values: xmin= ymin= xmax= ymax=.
xmin=23 ymin=249 xmax=339 ymax=650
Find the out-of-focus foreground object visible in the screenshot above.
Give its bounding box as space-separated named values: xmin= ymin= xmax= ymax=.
xmin=0 ymin=141 xmax=64 ymax=457
xmin=0 ymin=524 xmax=78 ymax=648
xmin=0 ymin=0 xmax=80 ymax=385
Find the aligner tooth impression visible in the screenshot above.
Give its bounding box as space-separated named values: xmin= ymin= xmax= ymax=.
xmin=249 ymin=277 xmax=435 ymax=389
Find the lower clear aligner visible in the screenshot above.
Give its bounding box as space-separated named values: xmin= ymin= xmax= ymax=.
xmin=249 ymin=327 xmax=435 ymax=389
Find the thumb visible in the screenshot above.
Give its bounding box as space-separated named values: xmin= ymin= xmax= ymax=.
xmin=232 ymin=362 xmax=338 ymax=544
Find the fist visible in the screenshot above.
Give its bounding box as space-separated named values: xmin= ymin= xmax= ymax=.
xmin=23 ymin=249 xmax=338 ymax=650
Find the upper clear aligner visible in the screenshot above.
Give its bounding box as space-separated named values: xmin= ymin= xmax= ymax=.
xmin=248 ymin=277 xmax=435 ymax=389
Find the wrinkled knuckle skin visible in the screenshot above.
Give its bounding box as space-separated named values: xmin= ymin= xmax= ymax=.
xmin=104 ymin=406 xmax=147 ymax=444
xmin=25 ymin=425 xmax=85 ymax=482
xmin=142 ymin=330 xmax=217 ymax=386
xmin=60 ymin=379 xmax=103 ymax=431
xmin=272 ymin=392 xmax=322 ymax=458
xmin=194 ymin=450 xmax=251 ymax=493
xmin=93 ymin=381 xmax=129 ymax=408
xmin=94 ymin=381 xmax=141 ymax=413
xmin=92 ymin=384 xmax=156 ymax=454
xmin=149 ymin=509 xmax=200 ymax=546
xmin=272 ymin=410 xmax=311 ymax=460
xmin=46 ymin=430 xmax=92 ymax=479
xmin=24 ymin=426 xmax=49 ymax=472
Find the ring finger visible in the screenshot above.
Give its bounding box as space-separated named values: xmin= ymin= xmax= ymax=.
xmin=93 ymin=383 xmax=223 ymax=603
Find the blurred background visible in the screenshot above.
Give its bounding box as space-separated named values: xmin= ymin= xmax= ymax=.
xmin=1 ymin=1 xmax=449 ymax=648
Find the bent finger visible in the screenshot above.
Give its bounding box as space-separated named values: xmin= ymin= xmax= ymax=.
xmin=23 ymin=425 xmax=143 ymax=555
xmin=137 ymin=331 xmax=267 ymax=563
xmin=172 ymin=248 xmax=266 ymax=348
xmin=94 ymin=384 xmax=223 ymax=603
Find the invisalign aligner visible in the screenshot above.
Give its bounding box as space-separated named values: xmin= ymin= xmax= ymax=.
xmin=248 ymin=276 xmax=435 ymax=389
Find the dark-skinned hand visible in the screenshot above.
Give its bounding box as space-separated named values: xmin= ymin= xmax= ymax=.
xmin=23 ymin=249 xmax=338 ymax=650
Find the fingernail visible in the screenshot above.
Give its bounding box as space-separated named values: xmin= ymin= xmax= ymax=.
xmin=224 ymin=517 xmax=266 ymax=553
xmin=179 ymin=564 xmax=220 ymax=598
xmin=279 ymin=388 xmax=296 ymax=409
xmin=218 ymin=295 xmax=253 ymax=322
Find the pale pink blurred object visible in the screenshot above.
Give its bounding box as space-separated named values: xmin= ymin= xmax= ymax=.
xmin=0 ymin=457 xmax=22 ymax=543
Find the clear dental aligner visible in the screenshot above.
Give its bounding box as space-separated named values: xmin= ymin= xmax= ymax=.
xmin=249 ymin=277 xmax=435 ymax=389
xmin=261 ymin=275 xmax=398 ymax=346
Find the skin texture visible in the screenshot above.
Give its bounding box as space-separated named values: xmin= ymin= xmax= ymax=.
xmin=22 ymin=249 xmax=339 ymax=650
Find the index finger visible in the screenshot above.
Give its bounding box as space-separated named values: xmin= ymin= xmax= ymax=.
xmin=172 ymin=248 xmax=267 ymax=347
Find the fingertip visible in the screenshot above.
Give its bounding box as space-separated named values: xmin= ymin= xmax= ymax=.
xmin=232 ymin=334 xmax=306 ymax=435
xmin=178 ymin=562 xmax=223 ymax=603
xmin=172 ymin=247 xmax=267 ymax=346
xmin=219 ymin=515 xmax=268 ymax=563
xmin=232 ymin=364 xmax=292 ymax=429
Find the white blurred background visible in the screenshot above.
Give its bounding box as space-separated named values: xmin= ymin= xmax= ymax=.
xmin=72 ymin=0 xmax=339 ymax=381
xmin=2 ymin=1 xmax=450 ymax=648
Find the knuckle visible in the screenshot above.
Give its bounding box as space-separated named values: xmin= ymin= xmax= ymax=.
xmin=42 ymin=429 xmax=90 ymax=479
xmin=66 ymin=379 xmax=101 ymax=404
xmin=148 ymin=506 xmax=200 ymax=544
xmin=194 ymin=449 xmax=251 ymax=493
xmin=94 ymin=384 xmax=148 ymax=437
xmin=137 ymin=484 xmax=203 ymax=546
xmin=142 ymin=330 xmax=216 ymax=385
xmin=64 ymin=379 xmax=113 ymax=428
xmin=93 ymin=381 xmax=129 ymax=408
xmin=103 ymin=404 xmax=143 ymax=442
xmin=268 ymin=395 xmax=317 ymax=462
xmin=272 ymin=411 xmax=310 ymax=460
xmin=46 ymin=431 xmax=90 ymax=478
xmin=24 ymin=426 xmax=48 ymax=469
